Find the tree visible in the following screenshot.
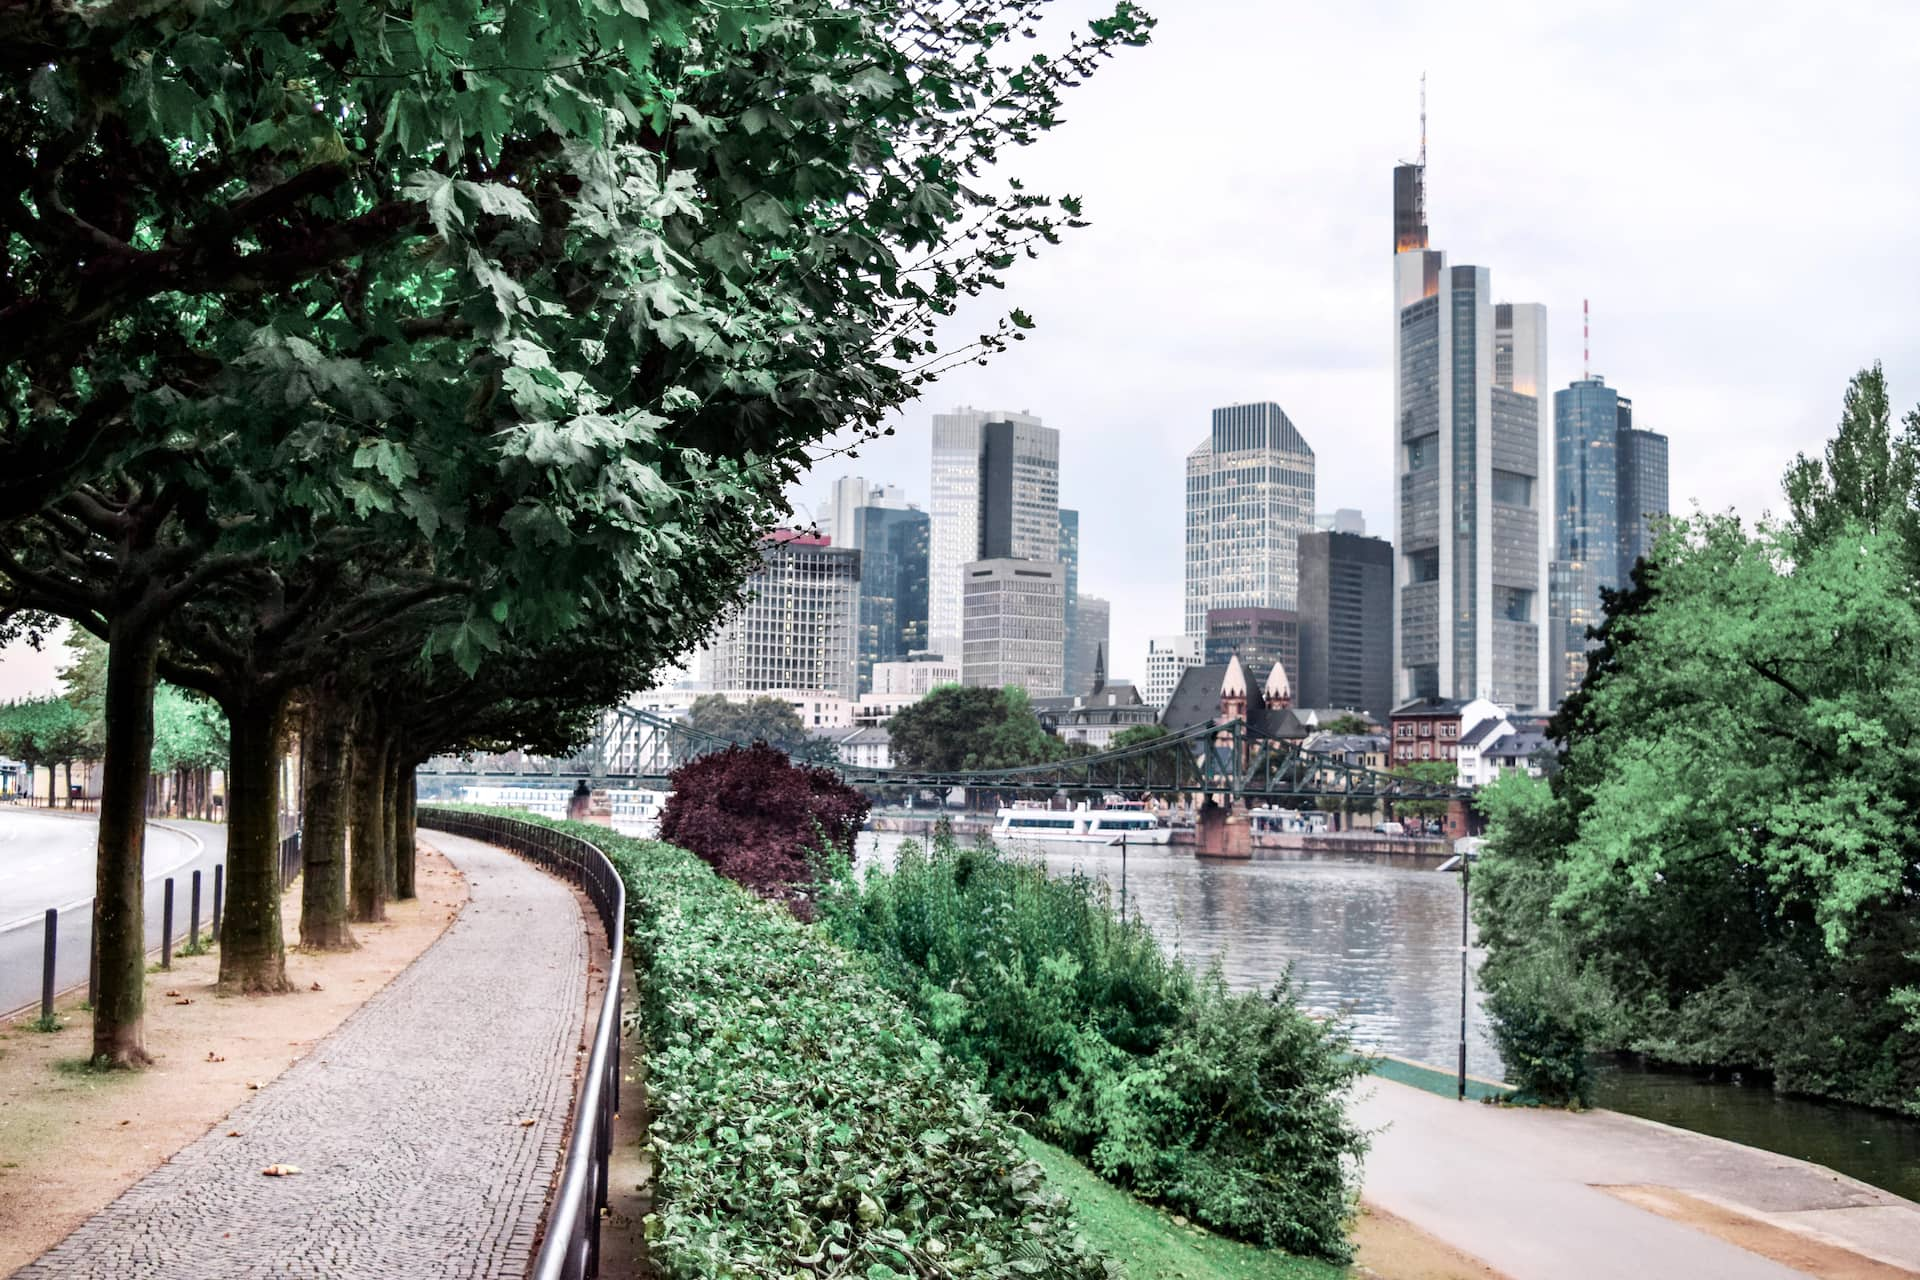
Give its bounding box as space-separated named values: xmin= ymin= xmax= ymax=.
xmin=688 ymin=695 xmax=810 ymax=752
xmin=889 ymin=685 xmax=1065 ymax=773
xmin=1783 ymin=362 xmax=1920 ymax=566
xmin=3 ymin=0 xmax=1153 ymax=1060
xmin=1385 ymin=762 xmax=1456 ymax=821
xmin=1320 ymin=713 xmax=1375 ymax=736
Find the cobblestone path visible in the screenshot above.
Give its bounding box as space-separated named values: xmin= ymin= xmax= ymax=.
xmin=18 ymin=832 xmax=589 ymax=1279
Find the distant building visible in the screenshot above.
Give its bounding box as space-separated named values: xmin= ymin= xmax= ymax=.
xmin=871 ymin=655 xmax=960 ymax=697
xmin=961 ymin=559 xmax=1067 ymax=696
xmin=1185 ymin=402 xmax=1316 ymax=635
xmin=821 ymin=476 xmax=911 ymax=549
xmin=1143 ymin=634 xmax=1203 ymax=711
xmin=1160 ymin=652 xmax=1295 ymax=736
xmin=1296 ymin=531 xmax=1393 ymax=723
xmin=1032 ymin=665 xmax=1156 ymax=750
xmin=1205 ymin=606 xmax=1299 ymax=688
xmin=1313 ymin=508 xmax=1367 ymax=535
xmin=1617 ymin=418 xmax=1670 ymax=580
xmin=1386 ymin=696 xmax=1503 ymax=769
xmin=1072 ymin=596 xmax=1110 ymax=697
xmin=853 ymin=505 xmax=930 ymax=693
xmin=1059 ymin=508 xmax=1081 ymax=692
xmin=930 ymin=407 xmax=1057 ymax=660
xmin=1549 ymin=378 xmax=1671 ymax=703
xmin=1391 ymin=139 xmax=1550 ymax=712
xmin=701 ymin=531 xmax=859 ymax=700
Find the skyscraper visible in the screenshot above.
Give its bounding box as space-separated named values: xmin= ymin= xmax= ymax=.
xmin=822 ymin=476 xmax=910 ymax=550
xmin=853 ymin=505 xmax=931 ymax=693
xmin=1204 ymin=607 xmax=1299 ymax=687
xmin=1297 ymin=531 xmax=1394 ymax=722
xmin=929 ymin=407 xmax=1056 ymax=659
xmin=702 ymin=531 xmax=860 ymax=699
xmin=961 ymin=560 xmax=1067 ymax=696
xmin=1058 ymin=508 xmax=1081 ymax=693
xmin=1184 ymin=403 xmax=1316 ymax=637
xmin=1072 ymin=595 xmax=1110 ymax=697
xmin=1617 ymin=415 xmax=1670 ymax=580
xmin=1391 ymin=142 xmax=1550 ymax=711
xmin=1549 ymin=380 xmax=1670 ymax=701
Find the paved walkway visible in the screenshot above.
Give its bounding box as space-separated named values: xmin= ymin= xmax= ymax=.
xmin=1356 ymin=1075 xmax=1920 ymax=1279
xmin=17 ymin=832 xmax=588 ymax=1279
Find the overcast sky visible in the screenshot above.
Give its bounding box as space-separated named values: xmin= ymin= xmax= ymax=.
xmin=5 ymin=2 xmax=1918 ymax=703
xmin=791 ymin=0 xmax=1920 ymax=683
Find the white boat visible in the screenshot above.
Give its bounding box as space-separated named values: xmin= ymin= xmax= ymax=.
xmin=1249 ymin=806 xmax=1329 ymax=841
xmin=993 ymin=802 xmax=1171 ymax=845
xmin=608 ymin=787 xmax=669 ymax=837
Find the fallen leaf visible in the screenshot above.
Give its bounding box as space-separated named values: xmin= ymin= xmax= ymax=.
xmin=164 ymin=990 xmax=180 ymax=997
xmin=309 ymin=982 xmax=323 ymax=991
xmin=205 ymin=1052 xmax=225 ymax=1063
xmin=246 ymin=1081 xmax=260 ymax=1090
xmin=227 ymin=1131 xmax=242 ymax=1138
xmin=519 ymin=1118 xmax=536 ymax=1127
xmin=118 ymin=1119 xmax=129 ymax=1126
xmin=260 ymin=1164 xmax=301 ymax=1177
xmin=174 ymin=997 xmax=192 ymax=1005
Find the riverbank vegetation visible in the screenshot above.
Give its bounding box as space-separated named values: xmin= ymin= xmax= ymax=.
xmin=578 ymin=821 xmax=1117 ymax=1279
xmin=1476 ymin=365 xmax=1920 ymax=1115
xmin=823 ymin=835 xmax=1369 ymax=1262
xmin=0 ymin=0 xmax=1151 ymax=1064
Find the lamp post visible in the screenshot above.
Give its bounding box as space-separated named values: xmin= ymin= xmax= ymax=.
xmin=1439 ymin=846 xmax=1475 ymax=1101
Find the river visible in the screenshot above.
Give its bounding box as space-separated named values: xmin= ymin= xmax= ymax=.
xmin=848 ymin=826 xmax=1920 ymax=1204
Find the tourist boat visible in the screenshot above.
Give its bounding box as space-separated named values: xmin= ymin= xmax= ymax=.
xmin=992 ymin=802 xmax=1171 ymax=845
xmin=608 ymin=787 xmax=669 ymax=836
xmin=1248 ymin=805 xmax=1329 ymax=843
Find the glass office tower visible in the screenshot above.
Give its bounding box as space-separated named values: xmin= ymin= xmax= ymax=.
xmin=1184 ymin=402 xmax=1316 ymax=637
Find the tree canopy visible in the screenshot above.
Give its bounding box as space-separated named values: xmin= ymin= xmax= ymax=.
xmin=888 ymin=684 xmax=1064 ymax=772
xmin=1476 ymin=366 xmax=1920 ymax=1112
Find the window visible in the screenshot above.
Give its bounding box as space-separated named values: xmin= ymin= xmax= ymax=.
xmin=1492 ymin=469 xmax=1534 ymax=507
xmin=1419 ymin=743 xmax=1431 ymax=759
xmin=1439 ymin=722 xmax=1456 ymax=739
xmin=1419 ymin=722 xmax=1432 ymax=737
xmin=1396 ymin=723 xmax=1413 ymax=739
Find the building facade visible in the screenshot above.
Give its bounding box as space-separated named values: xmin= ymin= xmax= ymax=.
xmin=1391 ymin=150 xmax=1551 ymax=712
xmin=961 ymin=559 xmax=1067 ymax=696
xmin=700 ymin=531 xmax=860 ymax=700
xmin=1204 ymin=606 xmax=1299 ymax=690
xmin=1296 ymin=530 xmax=1394 ymax=722
xmin=852 ymin=505 xmax=930 ymax=693
xmin=1072 ymin=595 xmax=1110 ymax=697
xmin=871 ymin=655 xmax=961 ymax=697
xmin=1184 ymin=402 xmax=1316 ymax=636
xmin=1617 ymin=420 xmax=1670 ymax=580
xmin=930 ymin=407 xmax=1056 ymax=660
xmin=1548 ymin=380 xmax=1672 ymax=703
xmin=1143 ymin=634 xmax=1203 ymax=711
xmin=1058 ymin=507 xmax=1081 ymax=694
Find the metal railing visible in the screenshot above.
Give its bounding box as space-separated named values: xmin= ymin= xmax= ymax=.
xmin=417 ymin=807 xmax=625 ymax=1280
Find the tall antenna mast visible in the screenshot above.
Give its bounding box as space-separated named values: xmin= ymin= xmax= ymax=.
xmin=1419 ymin=72 xmax=1427 ymax=167
xmin=1583 ymin=298 xmax=1590 ymax=380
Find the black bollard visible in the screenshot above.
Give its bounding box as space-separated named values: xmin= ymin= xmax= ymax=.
xmin=161 ymin=877 xmax=174 ymax=970
xmin=189 ymin=870 xmax=202 ymax=950
xmin=211 ymin=864 xmax=223 ymax=940
xmin=41 ymin=908 xmax=57 ymax=1023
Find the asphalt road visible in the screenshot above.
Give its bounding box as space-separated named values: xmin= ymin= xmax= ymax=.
xmin=0 ymin=811 xmax=227 ymax=1017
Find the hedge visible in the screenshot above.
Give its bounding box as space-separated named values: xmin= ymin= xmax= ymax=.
xmin=525 ymin=817 xmax=1118 ymax=1279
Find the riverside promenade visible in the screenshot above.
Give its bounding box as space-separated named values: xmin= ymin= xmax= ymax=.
xmin=1357 ymin=1074 xmax=1920 ymax=1279
xmin=15 ymin=832 xmax=587 ymax=1280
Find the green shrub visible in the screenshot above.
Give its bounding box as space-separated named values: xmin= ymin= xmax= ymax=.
xmin=531 ymin=818 xmax=1117 ymax=1280
xmin=823 ymin=836 xmax=1367 ymax=1262
xmin=1484 ymin=986 xmax=1594 ymax=1107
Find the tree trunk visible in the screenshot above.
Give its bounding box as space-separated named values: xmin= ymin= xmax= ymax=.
xmin=92 ymin=617 xmax=159 ymax=1068
xmin=382 ymin=743 xmax=402 ymax=901
xmin=299 ymin=693 xmax=356 ymax=950
xmin=218 ymin=690 xmax=292 ymax=994
xmin=349 ymin=731 xmax=388 ymax=923
xmin=394 ymin=760 xmax=417 ymax=900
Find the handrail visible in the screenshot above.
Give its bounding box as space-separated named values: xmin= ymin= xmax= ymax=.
xmin=418 ymin=807 xmax=625 ymax=1280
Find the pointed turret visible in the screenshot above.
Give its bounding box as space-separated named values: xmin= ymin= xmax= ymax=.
xmin=1219 ymin=652 xmax=1249 ymax=721
xmin=1263 ymin=659 xmax=1293 ymax=711
xmin=1090 ymin=643 xmax=1107 ymax=696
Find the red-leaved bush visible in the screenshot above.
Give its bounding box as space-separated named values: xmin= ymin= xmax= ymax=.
xmin=658 ymin=742 xmax=870 ymax=915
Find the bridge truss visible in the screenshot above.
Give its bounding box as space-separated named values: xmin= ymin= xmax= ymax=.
xmin=419 ymin=707 xmax=1466 ymax=804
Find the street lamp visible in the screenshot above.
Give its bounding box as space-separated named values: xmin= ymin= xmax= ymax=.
xmin=1438 ymin=843 xmax=1479 ymax=1101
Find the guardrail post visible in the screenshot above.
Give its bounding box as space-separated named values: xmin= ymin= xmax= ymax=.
xmin=161 ymin=877 xmax=174 ymax=970
xmin=211 ymin=864 xmax=223 ymax=939
xmin=41 ymin=908 xmax=57 ymax=1023
xmin=189 ymin=870 xmax=202 ymax=950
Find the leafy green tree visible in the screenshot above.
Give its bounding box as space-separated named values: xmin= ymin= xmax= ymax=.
xmin=1783 ymin=362 xmax=1920 ymax=564
xmin=889 ymin=685 xmax=1064 ymax=772
xmin=1385 ymin=762 xmax=1456 ymax=821
xmin=1320 ymin=713 xmax=1375 ymax=736
xmin=688 ymin=695 xmax=811 ymax=753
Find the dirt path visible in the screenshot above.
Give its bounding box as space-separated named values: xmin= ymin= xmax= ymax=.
xmin=0 ymin=848 xmax=466 ymax=1277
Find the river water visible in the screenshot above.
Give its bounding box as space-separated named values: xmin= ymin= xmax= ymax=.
xmin=851 ymin=827 xmax=1920 ymax=1203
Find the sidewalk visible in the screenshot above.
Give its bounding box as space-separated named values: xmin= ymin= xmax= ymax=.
xmin=14 ymin=832 xmax=589 ymax=1279
xmin=1355 ymin=1075 xmax=1920 ymax=1279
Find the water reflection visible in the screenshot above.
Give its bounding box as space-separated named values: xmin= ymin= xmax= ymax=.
xmin=854 ymin=830 xmax=1501 ymax=1079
